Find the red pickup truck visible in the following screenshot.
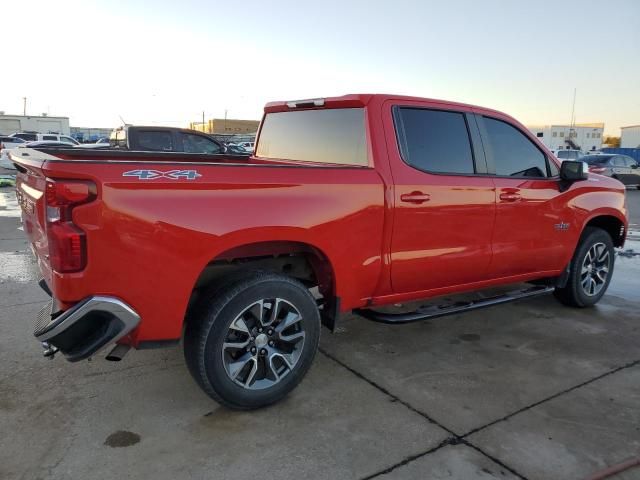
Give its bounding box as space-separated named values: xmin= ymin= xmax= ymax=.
xmin=12 ymin=94 xmax=628 ymax=409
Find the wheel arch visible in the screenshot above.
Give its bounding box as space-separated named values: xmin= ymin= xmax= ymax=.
xmin=187 ymin=240 xmax=339 ymax=330
xmin=582 ymin=213 xmax=627 ymax=247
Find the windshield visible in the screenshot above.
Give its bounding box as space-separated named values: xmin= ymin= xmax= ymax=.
xmin=582 ymin=155 xmax=612 ymax=164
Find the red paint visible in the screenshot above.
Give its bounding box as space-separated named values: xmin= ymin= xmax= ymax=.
xmin=12 ymin=94 xmax=628 ymax=347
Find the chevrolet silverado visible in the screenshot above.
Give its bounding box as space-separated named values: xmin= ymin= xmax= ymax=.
xmin=11 ymin=94 xmax=629 ymax=409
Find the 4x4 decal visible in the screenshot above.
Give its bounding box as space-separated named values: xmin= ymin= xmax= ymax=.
xmin=123 ymin=169 xmax=202 ymax=180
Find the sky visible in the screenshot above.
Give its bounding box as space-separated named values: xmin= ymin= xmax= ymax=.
xmin=2 ymin=0 xmax=639 ymax=135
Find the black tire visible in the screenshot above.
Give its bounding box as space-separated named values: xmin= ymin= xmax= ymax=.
xmin=554 ymin=227 xmax=615 ymax=307
xmin=184 ymin=271 xmax=320 ymax=410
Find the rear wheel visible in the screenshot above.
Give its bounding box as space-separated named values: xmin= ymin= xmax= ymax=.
xmin=184 ymin=272 xmax=320 ymax=409
xmin=554 ymin=227 xmax=615 ymax=307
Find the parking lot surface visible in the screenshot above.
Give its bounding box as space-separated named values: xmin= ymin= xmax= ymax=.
xmin=1 ymin=188 xmax=639 ymax=480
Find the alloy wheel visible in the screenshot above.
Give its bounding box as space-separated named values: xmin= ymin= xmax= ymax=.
xmin=221 ymin=298 xmax=306 ymax=390
xmin=580 ymin=242 xmax=611 ymax=296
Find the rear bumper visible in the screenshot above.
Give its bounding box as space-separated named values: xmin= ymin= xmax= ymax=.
xmin=34 ymin=296 xmax=140 ymax=362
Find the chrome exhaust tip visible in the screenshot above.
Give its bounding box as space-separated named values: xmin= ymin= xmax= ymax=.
xmin=105 ymin=344 xmax=131 ymax=362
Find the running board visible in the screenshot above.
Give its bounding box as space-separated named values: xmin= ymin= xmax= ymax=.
xmin=354 ymin=285 xmax=555 ymax=324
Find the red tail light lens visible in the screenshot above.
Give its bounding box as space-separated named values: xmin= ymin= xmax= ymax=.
xmin=45 ymin=179 xmax=96 ymax=273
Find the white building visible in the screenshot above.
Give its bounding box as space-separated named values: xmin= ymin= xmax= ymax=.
xmin=527 ymin=123 xmax=604 ymax=152
xmin=620 ymin=125 xmax=640 ymax=148
xmin=0 ymin=113 xmax=70 ymax=136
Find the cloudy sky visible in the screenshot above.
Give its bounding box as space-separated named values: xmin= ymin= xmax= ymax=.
xmin=3 ymin=0 xmax=638 ymax=134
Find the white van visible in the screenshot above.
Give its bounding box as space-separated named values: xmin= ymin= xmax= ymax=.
xmin=10 ymin=132 xmax=79 ymax=145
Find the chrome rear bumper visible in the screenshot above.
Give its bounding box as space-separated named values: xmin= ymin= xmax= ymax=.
xmin=34 ymin=296 xmax=140 ymax=362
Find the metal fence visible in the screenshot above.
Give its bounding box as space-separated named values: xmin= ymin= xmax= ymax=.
xmin=601 ymin=148 xmax=640 ymax=162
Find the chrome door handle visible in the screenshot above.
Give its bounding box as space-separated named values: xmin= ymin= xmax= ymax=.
xmin=400 ymin=192 xmax=431 ymax=204
xmin=499 ymin=192 xmax=521 ymax=202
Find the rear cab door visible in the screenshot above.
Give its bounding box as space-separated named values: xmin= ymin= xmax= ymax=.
xmin=383 ymin=99 xmax=496 ymax=294
xmin=473 ymin=109 xmax=567 ymax=277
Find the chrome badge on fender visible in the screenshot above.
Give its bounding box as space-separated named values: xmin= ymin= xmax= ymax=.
xmin=123 ymin=169 xmax=202 ymax=180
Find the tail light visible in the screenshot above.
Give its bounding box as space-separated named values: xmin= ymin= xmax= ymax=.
xmin=45 ymin=179 xmax=97 ymax=272
xmin=588 ymin=166 xmax=606 ymax=174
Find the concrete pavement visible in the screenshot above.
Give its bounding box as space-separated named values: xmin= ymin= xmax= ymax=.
xmin=1 ymin=187 xmax=639 ymax=480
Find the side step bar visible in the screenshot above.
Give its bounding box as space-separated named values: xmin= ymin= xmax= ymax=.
xmin=354 ymin=285 xmax=555 ymax=324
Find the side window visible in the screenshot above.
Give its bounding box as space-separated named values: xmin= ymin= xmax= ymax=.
xmin=612 ymin=157 xmax=625 ymax=167
xmin=548 ymin=159 xmax=560 ymax=177
xmin=483 ymin=117 xmax=548 ymax=177
xmin=137 ymin=131 xmax=173 ymax=151
xmin=624 ymin=157 xmax=636 ymax=167
xmin=394 ymin=107 xmax=475 ymax=174
xmin=43 ymin=135 xmax=57 ymax=141
xmin=181 ymin=133 xmax=222 ymax=154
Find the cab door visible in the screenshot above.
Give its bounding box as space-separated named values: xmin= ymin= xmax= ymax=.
xmin=475 ymin=112 xmax=568 ymax=277
xmin=385 ymin=102 xmax=496 ymax=294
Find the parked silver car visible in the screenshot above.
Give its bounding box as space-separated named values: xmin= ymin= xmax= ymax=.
xmin=584 ymin=154 xmax=640 ymax=188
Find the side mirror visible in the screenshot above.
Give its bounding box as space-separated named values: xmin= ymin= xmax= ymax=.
xmin=560 ymin=160 xmax=589 ymax=182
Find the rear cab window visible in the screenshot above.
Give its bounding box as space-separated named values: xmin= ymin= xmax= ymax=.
xmin=255 ymin=108 xmax=368 ymax=166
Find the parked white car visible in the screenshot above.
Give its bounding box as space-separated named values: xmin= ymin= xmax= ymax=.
xmin=10 ymin=132 xmax=79 ymax=145
xmin=0 ymin=136 xmax=27 ymax=170
xmin=550 ymin=149 xmax=584 ymax=161
xmin=229 ymin=142 xmax=255 ymax=153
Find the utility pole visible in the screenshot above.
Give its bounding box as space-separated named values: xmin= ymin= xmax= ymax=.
xmin=22 ymin=97 xmax=27 ymax=116
xmin=224 ymin=109 xmax=228 ymax=132
xmin=570 ymin=88 xmax=576 ymax=129
xmin=202 ymin=111 xmax=205 ymax=133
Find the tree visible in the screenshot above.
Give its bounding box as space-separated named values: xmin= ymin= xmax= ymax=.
xmin=603 ymin=136 xmax=621 ymax=148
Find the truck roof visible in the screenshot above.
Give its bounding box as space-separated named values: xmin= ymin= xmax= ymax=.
xmin=264 ymin=93 xmax=510 ymax=119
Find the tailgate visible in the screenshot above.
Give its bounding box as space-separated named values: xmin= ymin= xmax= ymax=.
xmin=12 ymin=149 xmax=53 ymax=287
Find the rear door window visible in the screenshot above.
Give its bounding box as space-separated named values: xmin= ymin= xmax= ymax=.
xmin=256 ymin=108 xmax=368 ymax=166
xmin=394 ymin=107 xmax=475 ymax=174
xmin=43 ymin=135 xmax=58 ymax=141
xmin=137 ymin=131 xmax=173 ymax=151
xmin=15 ymin=133 xmax=37 ymax=141
xmin=482 ymin=117 xmax=549 ymax=177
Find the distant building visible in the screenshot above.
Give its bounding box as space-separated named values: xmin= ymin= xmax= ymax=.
xmin=620 ymin=125 xmax=640 ymax=148
xmin=0 ymin=113 xmax=70 ymax=135
xmin=190 ymin=118 xmax=260 ymax=134
xmin=527 ymin=123 xmax=604 ymax=152
xmin=70 ymin=126 xmax=113 ymax=142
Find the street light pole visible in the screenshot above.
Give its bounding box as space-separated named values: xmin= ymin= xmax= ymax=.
xmin=23 ymin=97 xmax=27 ymax=116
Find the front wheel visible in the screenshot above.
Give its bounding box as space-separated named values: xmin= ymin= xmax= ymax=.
xmin=554 ymin=227 xmax=615 ymax=307
xmin=184 ymin=272 xmax=320 ymax=410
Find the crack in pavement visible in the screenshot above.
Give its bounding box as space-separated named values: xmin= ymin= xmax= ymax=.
xmin=320 ymin=348 xmax=640 ymax=480
xmin=1 ymin=300 xmax=49 ymax=309
xmin=460 ymin=358 xmax=640 ymax=439
xmin=319 ymin=348 xmax=528 ymax=479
